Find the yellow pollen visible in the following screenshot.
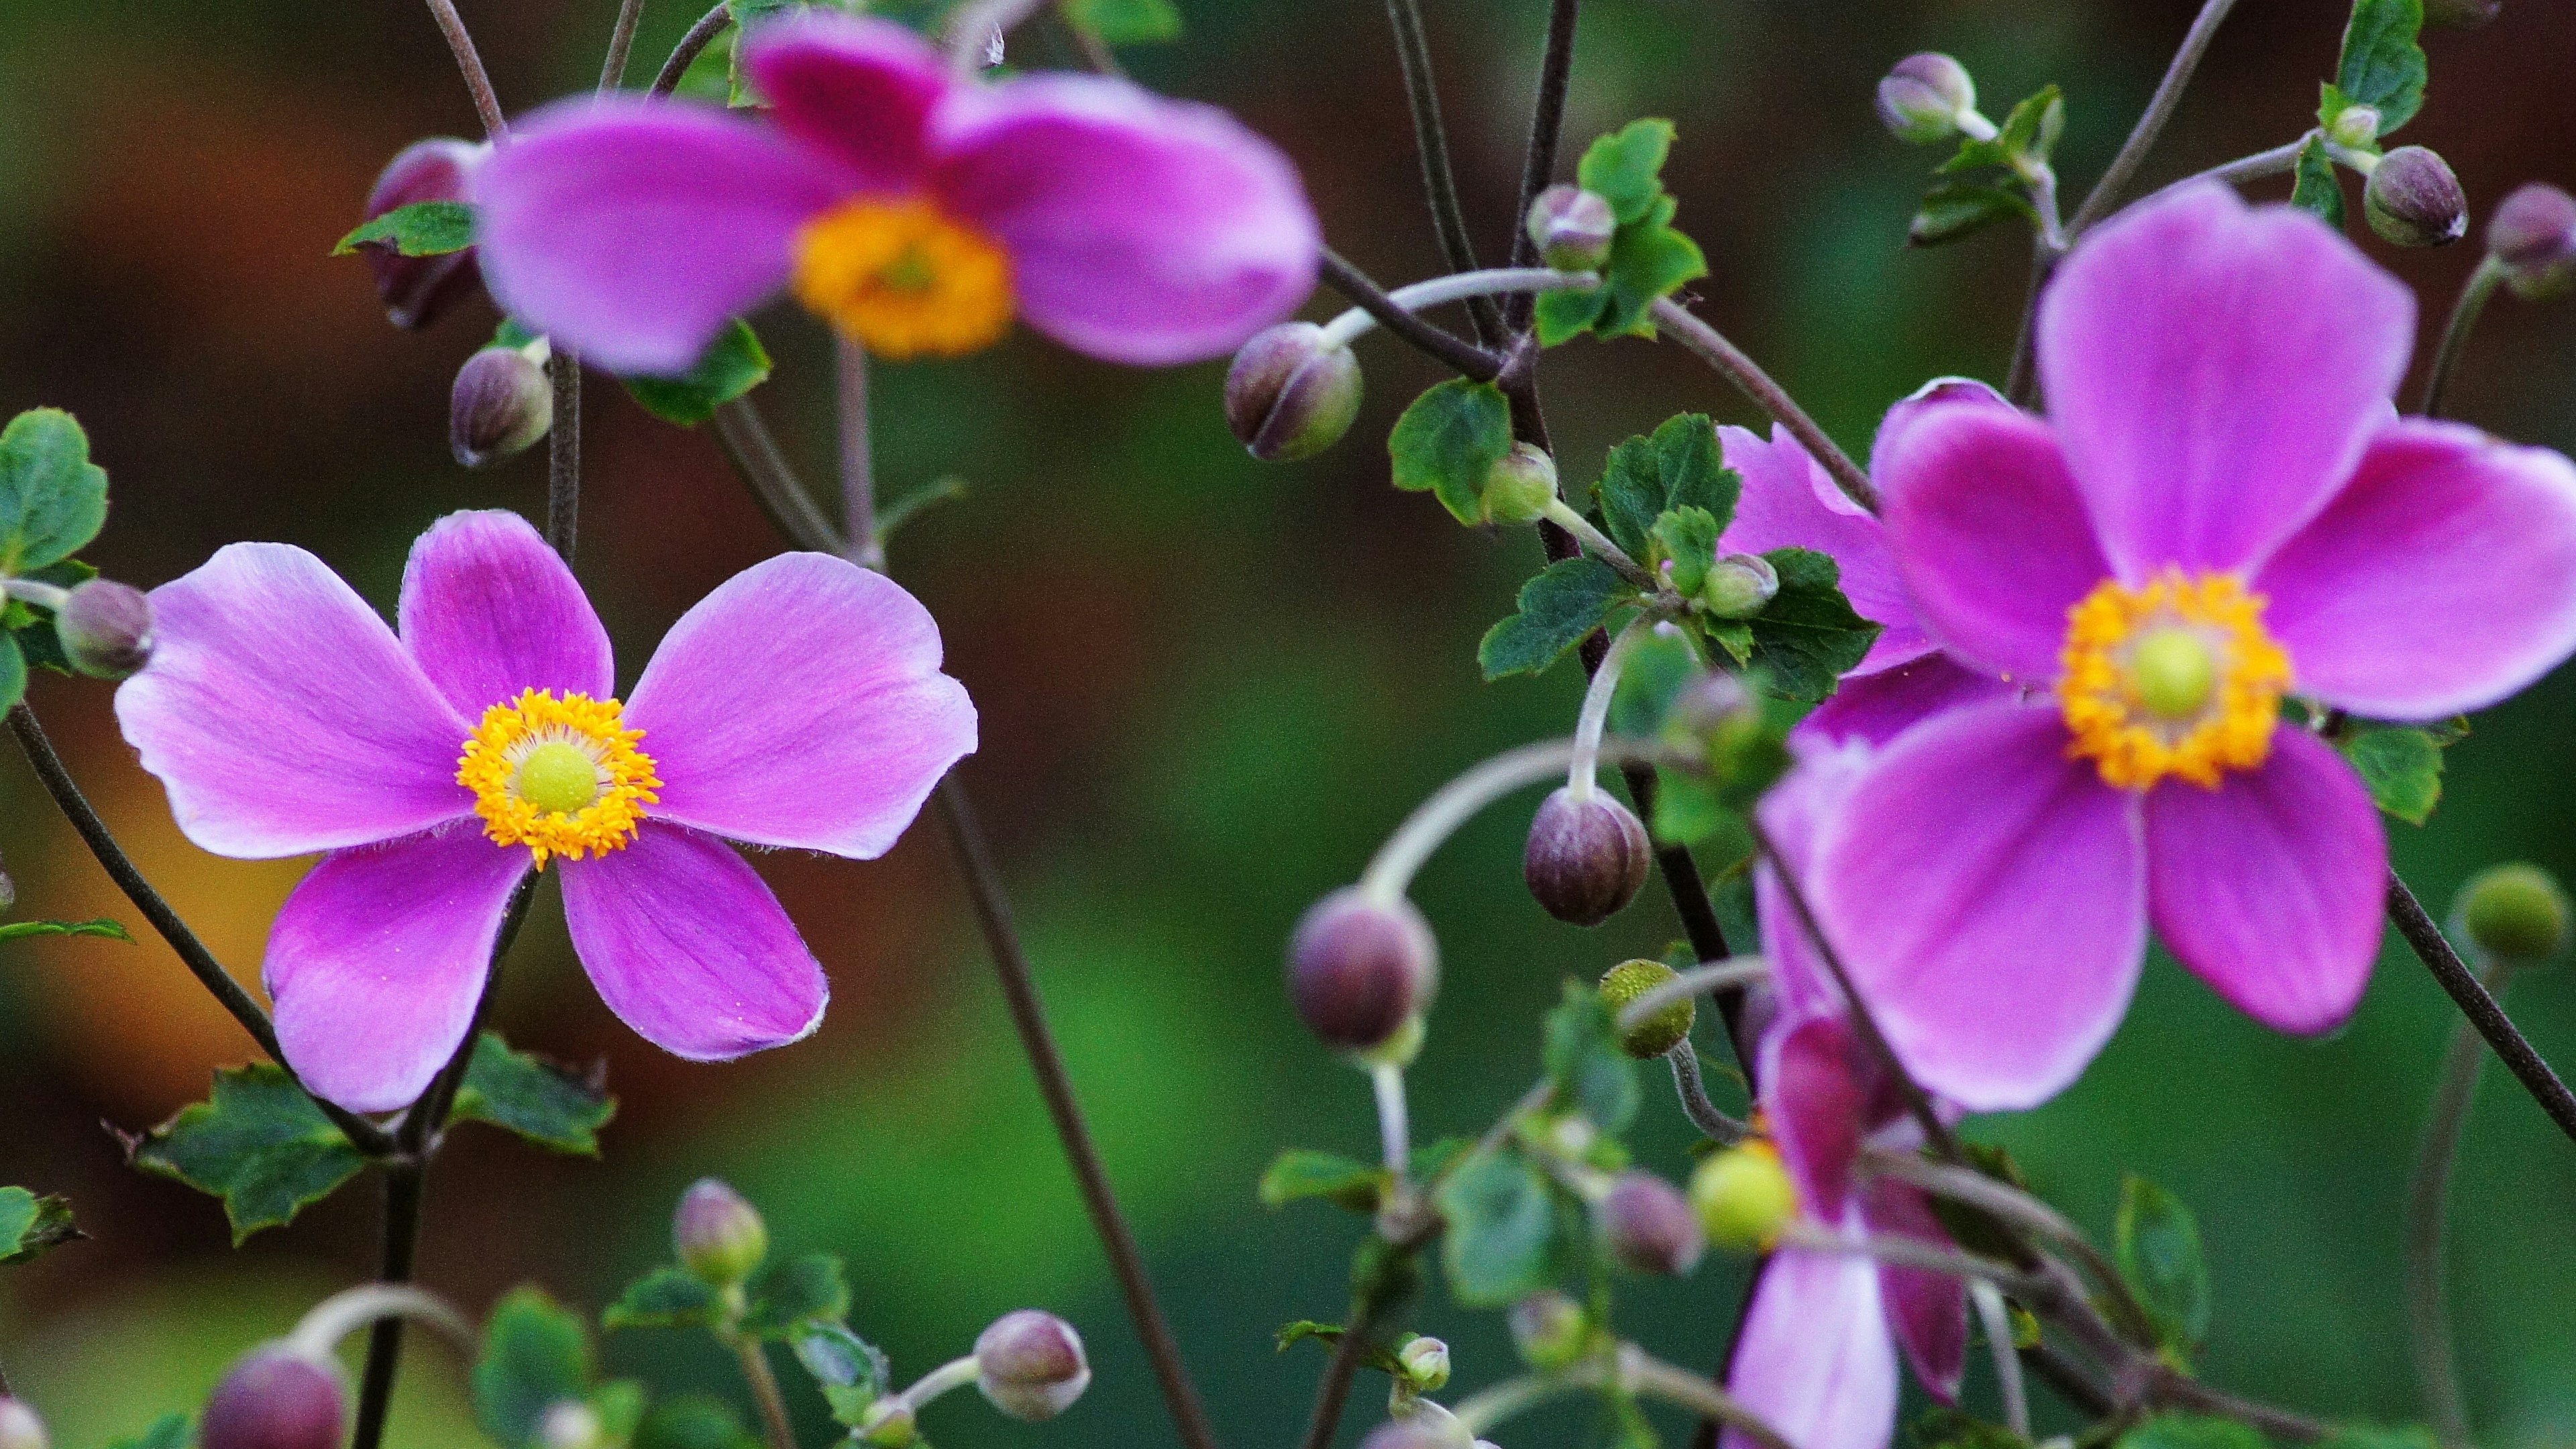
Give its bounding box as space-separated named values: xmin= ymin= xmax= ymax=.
xmin=791 ymin=197 xmax=1015 ymax=360
xmin=457 ymin=689 xmax=660 ymax=868
xmin=2059 ymin=568 xmax=2294 ymax=792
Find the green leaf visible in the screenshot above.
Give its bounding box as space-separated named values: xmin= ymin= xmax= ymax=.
xmin=794 ymin=1320 xmax=894 ymax=1426
xmin=2339 ymin=722 xmax=2445 ymax=824
xmin=2114 ymin=1416 xmax=2266 ymax=1449
xmin=727 ymin=0 xmax=805 ymax=105
xmin=1389 ymin=379 xmax=1513 ymax=525
xmin=1597 ymin=435 xmax=1666 ymax=557
xmin=333 ymin=199 xmax=476 ymax=257
xmin=1607 ymin=629 xmax=1705 ymax=740
xmin=2292 ymin=134 xmax=2348 ymax=229
xmin=0 ymin=1186 xmax=79 ymax=1265
xmin=1909 ymin=182 xmax=2039 ymax=248
xmin=1652 ymin=506 xmax=1723 ymax=598
xmin=474 ymin=1287 xmax=596 ymax=1448
xmin=741 ymin=1251 xmax=851 ymax=1339
xmin=450 ymin=1032 xmax=616 ymax=1155
xmin=0 ymin=409 xmax=109 ymax=575
xmin=127 ymin=1064 xmax=364 ymax=1244
xmin=1653 ymin=414 xmax=1735 ymax=521
xmin=0 ymin=633 xmax=23 ymax=716
xmin=0 ymin=916 xmax=131 ymax=945
xmin=636 ymin=1395 xmax=763 ymax=1449
xmin=1576 ymin=119 xmax=1676 ymax=225
xmin=1589 ymin=199 xmax=1707 ymax=339
xmin=1997 ymin=85 xmax=2065 ymax=164
xmin=1259 ymin=1149 xmax=1387 ymax=1212
xmin=1063 ymin=0 xmax=1182 ymax=44
xmin=621 ymin=319 xmax=773 ymax=425
xmin=1479 ymin=557 xmax=1629 ymax=681
xmin=590 ymin=1383 xmax=649 ymax=1442
xmin=1435 ymin=1148 xmax=1562 ymax=1306
xmin=2114 ymin=1173 xmax=2211 ymax=1355
xmin=1542 ymin=982 xmax=1641 ymax=1133
xmin=1748 ymin=549 xmax=1880 ymax=702
xmin=2335 ymin=0 xmax=2428 ymax=135
xmin=1648 ymin=766 xmax=1737 ymax=849
xmin=1275 ymin=1319 xmax=1344 ymax=1352
xmin=602 ymin=1266 xmax=723 ymax=1331
xmin=102 ymin=1415 xmax=191 ymax=1449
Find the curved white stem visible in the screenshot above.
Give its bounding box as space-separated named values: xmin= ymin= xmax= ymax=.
xmin=900 ymin=1354 xmax=985 ymax=1411
xmin=1356 ymin=738 xmax=1674 ymax=907
xmin=1372 ymin=1062 xmax=1412 ymax=1179
xmin=1971 ymin=1281 xmax=2030 ymax=1438
xmin=286 ymin=1283 xmax=476 ymax=1361
xmin=1318 ymin=268 xmax=1597 ymax=350
xmin=1615 ymin=957 xmax=1772 ymax=1031
xmin=1539 ymin=497 xmax=1653 ymax=586
xmin=1569 ymin=616 xmax=1653 ymax=803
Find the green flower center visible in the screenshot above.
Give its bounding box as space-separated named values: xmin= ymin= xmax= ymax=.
xmin=2130 ymin=627 xmax=2216 ymax=720
xmin=514 ymin=741 xmax=601 ymax=816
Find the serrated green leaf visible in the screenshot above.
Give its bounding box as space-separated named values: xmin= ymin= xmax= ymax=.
xmin=637 ymin=1395 xmax=763 ymax=1449
xmin=1597 ymin=435 xmax=1665 ymax=557
xmin=1389 ymin=379 xmax=1513 ymax=525
xmin=1652 ymin=413 xmax=1735 ymax=521
xmin=2114 ymin=1416 xmax=2265 ymax=1449
xmin=0 ymin=633 xmax=25 ymax=718
xmin=2114 ymin=1173 xmax=2210 ymax=1355
xmin=621 ymin=319 xmax=773 ymax=423
xmin=2292 ymin=134 xmax=2348 ymax=229
xmin=1063 ymin=0 xmax=1181 ymax=44
xmin=0 ymin=409 xmax=109 ymax=575
xmin=0 ymin=1186 xmax=79 ymax=1265
xmin=474 ymin=1287 xmax=596 ymax=1447
xmin=1576 ymin=119 xmax=1676 ymax=225
xmin=1479 ymin=557 xmax=1629 ymax=680
xmin=0 ymin=916 xmax=129 ymax=944
xmin=450 ymin=1032 xmax=616 ymax=1155
xmin=334 ymin=200 xmax=476 ymax=257
xmin=794 ymin=1320 xmax=894 ymax=1426
xmin=102 ymin=1414 xmax=191 ymax=1449
xmin=1543 ymin=982 xmax=1640 ymax=1133
xmin=1591 ymin=199 xmax=1705 ymax=339
xmin=1747 ymin=549 xmax=1880 ymax=702
xmin=602 ymin=1266 xmax=723 ymax=1331
xmin=1909 ymin=182 xmax=2039 ymax=248
xmin=2339 ymin=722 xmax=2445 ymax=824
xmin=1435 ymin=1148 xmax=1562 ymax=1305
xmin=1652 ymin=506 xmax=1723 ymax=598
xmin=741 ymin=1252 xmax=851 ymax=1339
xmin=2336 ymin=0 xmax=2428 ymax=135
xmin=1259 ymin=1149 xmax=1387 ymax=1212
xmin=127 ymin=1064 xmax=364 ymax=1244
xmin=1998 ymin=86 xmax=2065 ymax=164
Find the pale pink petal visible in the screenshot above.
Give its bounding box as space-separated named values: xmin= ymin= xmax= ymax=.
xmin=740 ymin=11 xmax=947 ymax=191
xmin=398 ymin=510 xmax=612 ymax=719
xmin=1719 ymin=423 xmax=1930 ymax=674
xmin=1798 ymin=655 xmax=2019 ymax=749
xmin=1755 ymin=740 xmax=1877 ymax=1020
xmin=1723 ymin=1242 xmax=1898 ymax=1449
xmin=1867 ymin=376 xmax=2012 ymax=483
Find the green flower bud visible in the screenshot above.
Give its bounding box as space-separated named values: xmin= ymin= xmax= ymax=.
xmin=1226 ymin=323 xmax=1363 ymax=462
xmin=2364 ymin=146 xmax=2468 ymax=248
xmin=0 ymin=1399 xmax=48 ymax=1449
xmin=674 ymin=1177 xmax=768 ymax=1287
xmin=1876 ymin=53 xmax=1976 ymax=145
xmin=1599 ymin=959 xmax=1696 ymax=1059
xmin=1599 ymin=1170 xmax=1705 ymax=1276
xmin=1506 ymin=1290 xmax=1591 ymax=1372
xmin=976 ymin=1310 xmax=1091 ymax=1422
xmin=2489 ymin=182 xmax=2576 ymax=301
xmin=1524 ymin=788 xmax=1652 ymax=927
xmin=1525 ymin=184 xmax=1616 ymax=272
xmin=1690 ymin=1141 xmax=1797 ymax=1254
xmin=1699 ymin=552 xmax=1779 ymax=619
xmin=1481 ymin=443 xmax=1558 ymax=527
xmin=451 ymin=342 xmax=555 ymax=468
xmin=2326 ymin=105 xmax=2383 ymax=151
xmin=1395 ymin=1335 xmax=1451 ymax=1391
xmin=2458 ymin=862 xmax=2569 ymax=965
xmin=857 ymin=1398 xmax=918 ymax=1448
xmin=56 ymin=579 xmax=155 ymax=679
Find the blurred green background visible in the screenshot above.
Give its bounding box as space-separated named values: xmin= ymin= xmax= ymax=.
xmin=0 ymin=0 xmax=2570 ymax=1444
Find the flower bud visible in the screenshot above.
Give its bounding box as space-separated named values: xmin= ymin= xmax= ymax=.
xmin=1225 ymin=323 xmax=1362 ymax=462
xmin=54 ymin=579 xmax=155 ymax=679
xmin=856 ymin=1398 xmax=917 ymax=1448
xmin=538 ymin=1401 xmax=605 ymax=1449
xmin=1481 ymin=443 xmax=1558 ymax=526
xmin=976 ymin=1310 xmax=1091 ymax=1422
xmin=199 ymin=1349 xmax=345 ymax=1449
xmin=1395 ymin=1335 xmax=1450 ymax=1391
xmin=674 ymin=1177 xmax=769 ymax=1287
xmin=2326 ymin=105 xmax=2383 ymax=151
xmin=362 ymin=138 xmax=484 ymax=330
xmin=1698 ymin=552 xmax=1779 ymax=619
xmin=2425 ymin=0 xmax=2500 ymax=26
xmin=1690 ymin=1141 xmax=1798 ymax=1254
xmin=0 ymin=1400 xmax=47 ymax=1449
xmin=1287 ymin=888 xmax=1439 ymax=1051
xmin=1664 ymin=671 xmax=1755 ymax=753
xmin=1599 ymin=1170 xmax=1705 ymax=1277
xmin=1523 ymin=788 xmax=1652 ymax=927
xmin=2489 ymin=182 xmax=2576 ymax=301
xmin=2458 ymin=862 xmax=2569 ymax=965
xmin=1876 ymin=53 xmax=1976 ymax=145
xmin=1506 ymin=1290 xmax=1591 ymax=1371
xmin=1359 ymin=1417 xmax=1472 ymax=1449
xmin=1598 ymin=959 xmax=1696 ymax=1059
xmin=2364 ymin=146 xmax=2468 ymax=248
xmin=451 ymin=343 xmax=555 ymax=469
xmin=1525 ymin=184 xmax=1617 ymax=272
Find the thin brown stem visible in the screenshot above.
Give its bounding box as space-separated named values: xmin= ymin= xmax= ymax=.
xmin=2388 ymin=873 xmax=2576 ymax=1145
xmin=546 ymin=354 xmax=581 ymax=561
xmin=2066 ymin=0 xmax=2243 ymax=234
xmin=651 ymin=3 xmax=731 ymax=97
xmin=2420 ymin=257 xmax=2508 ymax=420
xmin=1649 ymin=298 xmax=1879 ymax=515
xmin=424 ymin=0 xmax=508 ymax=137
xmin=1318 ymin=248 xmax=1502 ymax=380
xmin=737 ymin=1339 xmax=799 ymax=1449
xmin=600 ymin=0 xmax=648 ymax=91
xmin=1384 ymin=0 xmax=1502 ymax=345
xmin=347 ymin=1159 xmax=426 ymax=1449
xmin=1501 ymin=0 xmax=1580 ymax=333
xmin=713 ymin=398 xmax=843 ymax=553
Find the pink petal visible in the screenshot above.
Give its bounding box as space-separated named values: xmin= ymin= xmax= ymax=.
xmin=1760 ymin=1012 xmax=1870 ymax=1216
xmin=1755 ymin=741 xmax=1876 ymax=1020
xmin=560 ymin=822 xmax=828 ymax=1060
xmin=1798 ymin=654 xmax=2019 ymax=749
xmin=1879 ymin=402 xmax=2110 ymax=686
xmin=625 ymin=553 xmax=974 ymax=857
xmin=740 ymin=11 xmax=947 ymax=192
xmin=1718 ymin=423 xmax=1930 ymax=674
xmin=1866 ymin=376 xmax=2011 ymax=483
xmin=2039 ymin=182 xmax=2414 ymax=578
xmin=2144 ymin=728 xmax=2386 ymax=1034
xmin=929 ymin=75 xmax=1319 ymax=365
xmin=268 ymin=827 xmax=531 ymax=1114
xmin=1814 ymin=702 xmax=2148 ymax=1112
xmin=2258 ymin=420 xmax=2576 ymax=718
xmin=1723 ymin=1242 xmax=1898 ymax=1449
xmin=113 ymin=543 xmax=476 ymax=858
xmin=472 ymin=97 xmax=851 ymax=375
xmin=398 ymin=510 xmax=612 ymax=719
xmin=1861 ymin=1179 xmax=1968 ymax=1403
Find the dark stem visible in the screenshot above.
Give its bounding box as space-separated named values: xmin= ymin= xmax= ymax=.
xmin=713 ymin=398 xmax=844 ymax=553
xmin=1501 ymin=0 xmax=1580 ymax=334
xmin=2420 ymin=258 xmax=2506 ymax=420
xmin=348 ymin=1159 xmax=427 ymax=1449
xmin=652 ymin=3 xmax=732 ymax=97
xmin=5 ymin=704 xmax=396 ymax=1156
xmin=2002 ymin=244 xmax=2050 ymax=407
xmin=1648 ymin=299 xmax=1880 ymax=515
xmin=600 ymin=0 xmax=648 ymax=91
xmin=935 ymin=782 xmax=1221 ymax=1449
xmin=2387 ymin=873 xmax=2576 ymax=1146
xmin=2404 ymin=962 xmax=2505 ymax=1447
xmin=837 ymin=339 xmax=885 ymax=568
xmin=2021 ymin=1340 xmax=2116 ymax=1419
xmin=2065 ymin=0 xmax=2243 ymax=234
xmin=1318 ymin=248 xmax=1502 ymax=380
xmin=1295 ymin=1295 xmax=1379 ymax=1449
xmin=2149 ymin=1365 xmax=2326 ymax=1442
xmin=546 ymin=353 xmax=582 ymax=562
xmin=1383 ymin=0 xmax=1502 ymax=346
xmin=424 ymin=0 xmax=509 ymax=137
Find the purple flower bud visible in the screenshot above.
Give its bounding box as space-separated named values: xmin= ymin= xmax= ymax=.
xmin=2458 ymin=862 xmax=2569 ymax=964
xmin=1481 ymin=442 xmax=1558 ymax=526
xmin=2425 ymin=0 xmax=2500 ymax=26
xmin=2364 ymin=147 xmax=2468 ymax=248
xmin=1507 ymin=1290 xmax=1591 ymax=1371
xmin=1525 ymin=184 xmax=1617 ymax=272
xmin=1523 ymin=788 xmax=1652 ymax=926
xmin=674 ymin=1177 xmax=769 ymax=1287
xmin=0 ymin=1399 xmax=48 ymax=1449
xmin=1598 ymin=958 xmax=1696 ymax=1058
xmin=55 ymin=579 xmax=155 ymax=680
xmin=975 ymin=1310 xmax=1091 ymax=1421
xmin=199 ymin=1349 xmax=345 ymax=1449
xmin=1225 ymin=323 xmax=1362 ymax=462
xmin=362 ymin=138 xmax=484 ymax=330
xmin=1876 ymin=53 xmax=1975 ymax=144
xmin=451 ymin=344 xmax=555 ymax=469
xmin=1287 ymin=888 xmax=1439 ymax=1051
xmin=2489 ymin=183 xmax=2576 ymax=300
xmin=1599 ymin=1170 xmax=1705 ymax=1276
xmin=1698 ymin=551 xmax=1778 ymax=619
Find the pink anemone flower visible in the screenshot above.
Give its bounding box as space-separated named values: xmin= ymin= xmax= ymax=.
xmin=113 ymin=510 xmax=977 ymax=1114
xmin=470 ymin=10 xmax=1320 ymax=376
xmin=1725 ymin=744 xmax=1966 ymax=1449
xmin=1815 ymin=182 xmax=2576 ymax=1113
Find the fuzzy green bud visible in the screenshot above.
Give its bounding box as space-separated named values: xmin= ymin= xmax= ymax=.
xmin=56 ymin=579 xmax=155 ymax=679
xmin=1481 ymin=443 xmax=1558 ymax=526
xmin=451 ymin=342 xmax=555 ymax=468
xmin=1599 ymin=958 xmax=1697 ymax=1059
xmin=1699 ymin=552 xmax=1778 ymax=619
xmin=2489 ymin=183 xmax=2576 ymax=301
xmin=2326 ymin=105 xmax=2383 ymax=151
xmin=1690 ymin=1141 xmax=1797 ymax=1254
xmin=2459 ymin=863 xmax=2569 ymax=965
xmin=857 ymin=1398 xmax=917 ymax=1448
xmin=1876 ymin=53 xmax=1976 ymax=144
xmin=1506 ymin=1290 xmax=1591 ymax=1371
xmin=1395 ymin=1335 xmax=1451 ymax=1392
xmin=0 ymin=1400 xmax=48 ymax=1449
xmin=1226 ymin=323 xmax=1363 ymax=462
xmin=2365 ymin=146 xmax=2468 ymax=248
xmin=1526 ymin=184 xmax=1617 ymax=272
xmin=674 ymin=1177 xmax=768 ymax=1287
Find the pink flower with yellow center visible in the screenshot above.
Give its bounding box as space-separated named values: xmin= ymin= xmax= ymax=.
xmin=1811 ymin=182 xmax=2576 ymax=1112
xmin=113 ymin=511 xmax=976 ymax=1113
xmin=469 ymin=11 xmax=1320 ymax=375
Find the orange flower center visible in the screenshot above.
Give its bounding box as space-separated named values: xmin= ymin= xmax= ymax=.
xmin=791 ymin=198 xmax=1015 ymax=360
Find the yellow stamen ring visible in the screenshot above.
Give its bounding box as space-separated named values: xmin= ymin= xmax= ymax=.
xmin=458 ymin=689 xmax=661 ymax=868
xmin=2058 ymin=568 xmax=2293 ymax=792
xmin=791 ymin=197 xmax=1015 ymax=360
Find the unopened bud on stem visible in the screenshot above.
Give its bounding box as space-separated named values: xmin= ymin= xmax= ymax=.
xmin=976 ymin=1310 xmax=1091 ymax=1421
xmin=1690 ymin=1141 xmax=1798 ymax=1253
xmin=1600 ymin=1169 xmax=1705 ymax=1276
xmin=1599 ymin=959 xmax=1697 ymax=1058
xmin=362 ymin=138 xmax=484 ymax=331
xmin=199 ymin=1350 xmax=346 ymax=1449
xmin=1507 ymin=1290 xmax=1592 ymax=1371
xmin=1876 ymin=53 xmax=1977 ymax=144
xmin=452 ymin=342 xmax=555 ymax=468
xmin=1524 ymin=788 xmax=1652 ymax=926
xmin=2459 ymin=862 xmax=2569 ymax=965
xmin=2364 ymin=146 xmax=2468 ymax=248
xmin=675 ymin=1177 xmax=769 ymax=1287
xmin=1481 ymin=443 xmax=1558 ymax=526
xmin=1395 ymin=1335 xmax=1451 ymax=1391
xmin=2489 ymin=183 xmax=2576 ymax=301
xmin=1699 ymin=552 xmax=1778 ymax=619
xmin=1226 ymin=323 xmax=1362 ymax=462
xmin=1288 ymin=888 xmax=1438 ymax=1051
xmin=56 ymin=580 xmax=155 ymax=679
xmin=1526 ymin=185 xmax=1617 ymax=272
xmin=2326 ymin=105 xmax=2383 ymax=151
